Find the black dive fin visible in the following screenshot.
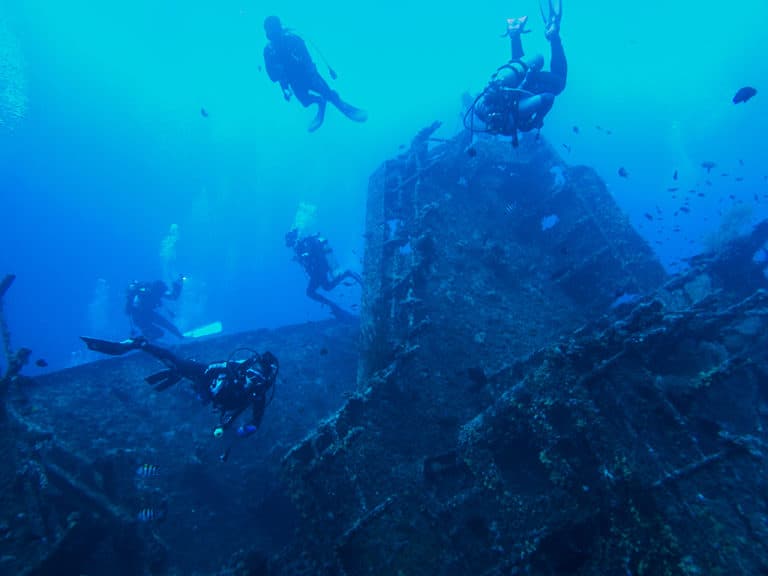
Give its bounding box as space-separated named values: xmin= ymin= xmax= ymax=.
xmin=334 ymin=101 xmax=368 ymax=123
xmin=146 ymin=370 xmax=182 ymax=391
xmin=308 ymin=100 xmax=327 ymax=132
xmin=81 ymin=337 xmax=138 ymax=356
xmin=145 ymin=369 xmax=172 ymax=385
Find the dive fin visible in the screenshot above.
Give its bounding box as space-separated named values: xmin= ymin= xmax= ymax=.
xmin=183 ymin=321 xmax=223 ymax=339
xmin=335 ymin=101 xmax=368 ymax=123
xmin=81 ymin=337 xmax=139 ymax=356
xmin=308 ymin=100 xmax=327 ymax=132
xmin=145 ymin=369 xmax=172 ymax=385
xmin=146 ymin=369 xmax=182 ymax=391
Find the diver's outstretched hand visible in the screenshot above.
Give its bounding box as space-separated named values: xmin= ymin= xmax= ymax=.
xmin=504 ymin=16 xmax=530 ymax=37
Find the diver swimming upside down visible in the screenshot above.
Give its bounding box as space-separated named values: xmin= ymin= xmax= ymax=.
xmin=465 ymin=0 xmax=566 ymax=148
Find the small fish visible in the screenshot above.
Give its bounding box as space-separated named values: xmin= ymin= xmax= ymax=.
xmin=701 ymin=161 xmax=716 ymax=173
xmin=732 ymin=86 xmax=757 ymax=104
xmin=136 ymin=464 xmax=160 ymax=478
xmin=35 ymin=359 xmax=48 ymax=368
xmin=697 ymin=192 xmax=705 ymax=197
xmin=319 ymin=348 xmax=328 ymax=356
xmin=667 ymin=187 xmax=679 ymax=192
xmin=504 ymin=202 xmax=516 ymax=214
xmin=739 ymin=159 xmax=744 ymax=166
xmin=466 ymin=147 xmax=477 ymax=157
xmin=562 ymin=143 xmax=571 ymax=153
xmin=643 ymin=213 xmax=653 ymax=221
xmin=617 ymin=167 xmax=629 ymax=178
xmin=679 ymin=206 xmax=691 ymax=213
xmin=673 ymin=170 xmax=678 ymax=181
xmin=735 ymin=176 xmax=744 ymax=182
xmin=137 ymin=505 xmax=167 ymax=523
xmin=605 ymin=130 xmax=613 ymax=136
xmin=572 ymin=126 xmax=579 ymax=134
xmin=200 ymin=107 xmax=209 ymax=118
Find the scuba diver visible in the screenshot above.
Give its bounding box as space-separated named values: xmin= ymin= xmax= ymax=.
xmin=125 ymin=276 xmax=185 ymax=341
xmin=263 ymin=15 xmax=368 ymax=132
xmin=285 ymin=228 xmax=363 ymax=319
xmin=80 ymin=336 xmax=279 ymax=461
xmin=465 ymin=0 xmax=566 ymax=148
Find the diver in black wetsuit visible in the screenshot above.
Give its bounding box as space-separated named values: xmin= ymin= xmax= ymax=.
xmin=81 ymin=336 xmax=279 ymax=460
xmin=125 ymin=276 xmax=185 ymax=340
xmin=285 ymin=228 xmax=362 ymax=319
xmin=466 ymin=0 xmax=567 ymax=147
xmin=263 ymin=15 xmax=368 ymax=132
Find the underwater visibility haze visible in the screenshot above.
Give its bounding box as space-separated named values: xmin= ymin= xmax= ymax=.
xmin=0 ymin=0 xmax=766 ymax=368
xmin=1 ymin=0 xmax=768 ymax=573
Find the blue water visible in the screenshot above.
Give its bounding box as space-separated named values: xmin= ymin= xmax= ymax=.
xmin=1 ymin=0 xmax=766 ymax=371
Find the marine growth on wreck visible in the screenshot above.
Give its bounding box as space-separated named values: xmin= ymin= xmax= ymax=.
xmin=2 ymin=129 xmax=768 ymax=575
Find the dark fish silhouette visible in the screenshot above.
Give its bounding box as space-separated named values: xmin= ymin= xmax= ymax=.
xmin=673 ymin=170 xmax=678 ymax=180
xmin=562 ymin=143 xmax=571 ymax=153
xmin=617 ymin=167 xmax=629 ymax=178
xmin=572 ymin=126 xmax=579 ymax=134
xmin=701 ymin=161 xmax=716 ymax=173
xmin=732 ymin=86 xmax=757 ymax=104
xmin=35 ymin=359 xmax=48 ymax=368
xmin=319 ymin=347 xmax=328 ymax=356
xmin=200 ymin=107 xmax=209 ymax=118
xmin=643 ymin=213 xmax=653 ymax=221
xmin=667 ymin=187 xmax=679 ymax=192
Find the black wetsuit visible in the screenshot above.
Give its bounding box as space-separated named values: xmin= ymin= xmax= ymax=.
xmin=264 ymin=32 xmax=337 ymax=109
xmin=473 ymin=33 xmax=567 ymax=140
xmin=521 ymin=36 xmax=567 ymax=97
xmin=292 ymin=234 xmax=362 ymax=317
xmin=262 ymin=17 xmax=367 ymax=131
xmin=81 ymin=337 xmax=278 ymax=439
xmin=125 ymin=279 xmax=183 ymax=340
